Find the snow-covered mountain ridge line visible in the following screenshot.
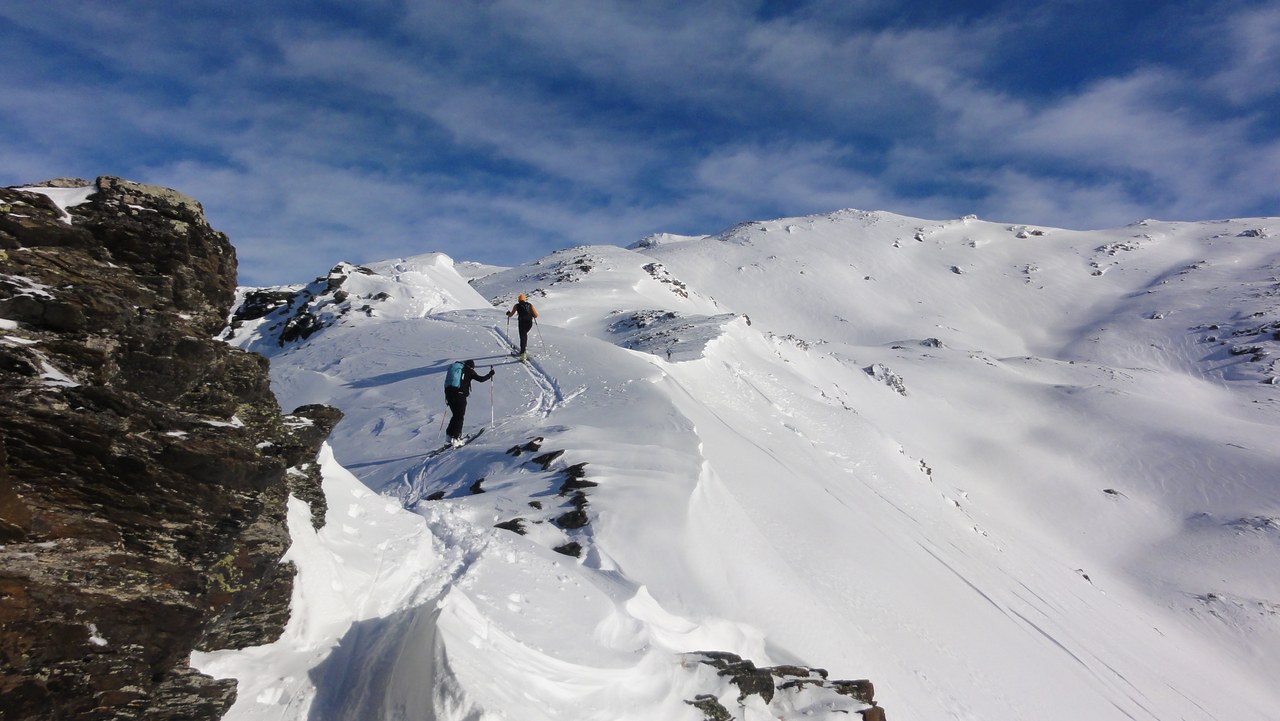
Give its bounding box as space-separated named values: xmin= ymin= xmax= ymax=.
xmin=216 ymin=205 xmax=1280 ymax=720
xmin=239 ymin=208 xmax=1280 ymax=383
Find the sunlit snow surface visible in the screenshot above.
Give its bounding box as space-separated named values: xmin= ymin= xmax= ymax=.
xmin=202 ymin=213 xmax=1280 ymax=720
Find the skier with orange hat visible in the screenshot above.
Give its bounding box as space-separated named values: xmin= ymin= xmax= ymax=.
xmin=505 ymin=294 xmax=538 ymax=361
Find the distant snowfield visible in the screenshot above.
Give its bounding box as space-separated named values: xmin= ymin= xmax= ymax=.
xmin=200 ymin=210 xmax=1280 ymax=720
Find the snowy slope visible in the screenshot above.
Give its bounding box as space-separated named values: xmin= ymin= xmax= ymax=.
xmin=200 ymin=212 xmax=1280 ymax=721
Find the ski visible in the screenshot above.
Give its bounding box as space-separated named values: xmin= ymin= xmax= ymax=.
xmin=426 ymin=428 xmax=485 ymax=458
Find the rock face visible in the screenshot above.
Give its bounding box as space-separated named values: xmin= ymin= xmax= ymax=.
xmin=0 ymin=178 xmax=338 ymax=720
xmin=686 ymin=651 xmax=887 ymax=720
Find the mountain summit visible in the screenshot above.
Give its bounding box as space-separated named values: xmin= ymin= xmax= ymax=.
xmin=212 ymin=209 xmax=1279 ymax=720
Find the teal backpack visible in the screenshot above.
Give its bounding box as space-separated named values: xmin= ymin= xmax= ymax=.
xmin=444 ymin=361 xmax=464 ymax=390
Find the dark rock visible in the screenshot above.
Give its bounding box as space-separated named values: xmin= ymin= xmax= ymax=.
xmin=0 ymin=177 xmax=336 ymax=720
xmin=552 ymin=541 xmax=582 ymax=557
xmin=642 ymin=262 xmax=690 ymax=298
xmin=693 ymin=651 xmax=776 ymax=704
xmin=778 ymin=678 xmax=823 ymax=692
xmin=25 ymin=177 xmax=91 ymax=188
xmin=730 ymin=665 xmax=776 ymax=703
xmin=279 ymin=309 xmax=323 ymax=344
xmin=426 ymin=491 xmax=446 ymax=501
xmin=273 ymin=405 xmax=342 ymax=528
xmin=832 ymin=679 xmax=876 ymax=704
xmin=696 ymin=650 xmax=743 ymax=665
xmin=506 ymin=437 xmax=543 ymax=456
xmin=529 ymin=449 xmax=564 ymax=469
xmin=554 ymin=508 xmax=589 ymax=529
xmin=686 ymin=694 xmax=733 ymax=721
xmin=722 ymin=660 xmax=775 ymax=704
xmin=495 ymin=518 xmax=526 ymax=535
xmin=0 ymin=187 xmax=89 ymax=250
xmin=229 ymin=289 xmax=295 ymax=325
xmin=859 ymin=705 xmax=887 ymax=721
xmin=469 ymin=478 xmax=486 ymax=494
xmin=685 ymin=652 xmax=882 ymax=717
xmin=559 ymin=477 xmax=598 ymax=495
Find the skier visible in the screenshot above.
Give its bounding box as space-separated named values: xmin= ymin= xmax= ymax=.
xmin=443 ymin=359 xmax=494 ymax=446
xmin=505 ymin=294 xmax=538 ymax=360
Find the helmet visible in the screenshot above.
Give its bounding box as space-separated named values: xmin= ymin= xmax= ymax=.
xmin=518 ymin=294 xmax=526 ymax=302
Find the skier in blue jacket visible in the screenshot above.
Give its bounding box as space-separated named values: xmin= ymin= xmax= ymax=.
xmin=444 ymin=359 xmax=494 ymax=446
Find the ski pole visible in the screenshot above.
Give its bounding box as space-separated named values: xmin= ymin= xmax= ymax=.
xmin=535 ymin=318 xmax=545 ymax=348
xmin=490 ymin=368 xmax=495 ymax=425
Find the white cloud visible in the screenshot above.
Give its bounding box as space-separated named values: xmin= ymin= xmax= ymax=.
xmin=691 ymin=141 xmax=883 ymax=213
xmin=3 ymin=0 xmax=1276 ymax=287
xmin=271 ymin=31 xmax=661 ymax=189
xmin=1208 ymin=4 xmax=1280 ymax=104
xmin=972 ymin=168 xmax=1150 ymax=229
xmin=416 ymin=0 xmax=984 ymax=133
xmin=898 ymin=55 xmax=1279 ymax=227
xmin=1005 ymin=71 xmax=1277 ymax=216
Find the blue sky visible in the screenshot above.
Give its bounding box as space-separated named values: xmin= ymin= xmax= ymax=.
xmin=2 ymin=1 xmax=1277 ymax=286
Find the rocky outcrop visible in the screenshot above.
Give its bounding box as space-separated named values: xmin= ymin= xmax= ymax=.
xmin=223 ymin=262 xmax=387 ymax=353
xmin=687 ymin=651 xmax=887 ymax=720
xmin=0 ymin=178 xmax=338 ymax=720
xmin=605 ymin=309 xmax=739 ymax=362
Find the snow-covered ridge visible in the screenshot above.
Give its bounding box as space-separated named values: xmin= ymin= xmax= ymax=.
xmin=209 ymin=208 xmax=1280 ymax=721
xmin=223 ymin=254 xmax=490 ymax=357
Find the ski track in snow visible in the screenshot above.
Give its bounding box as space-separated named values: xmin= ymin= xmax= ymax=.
xmin=489 ymin=325 xmax=565 ymax=416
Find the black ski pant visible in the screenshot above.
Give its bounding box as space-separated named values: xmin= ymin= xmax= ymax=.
xmin=517 ymin=320 xmax=532 ymax=354
xmin=445 ymin=389 xmax=468 ymax=439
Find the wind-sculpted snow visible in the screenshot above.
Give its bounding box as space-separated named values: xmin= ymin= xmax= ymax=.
xmin=208 ymin=208 xmax=1280 ymax=721
xmin=213 ymin=297 xmax=885 ymax=718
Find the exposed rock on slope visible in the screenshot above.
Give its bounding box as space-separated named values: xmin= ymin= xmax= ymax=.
xmin=0 ymin=177 xmax=338 ymax=720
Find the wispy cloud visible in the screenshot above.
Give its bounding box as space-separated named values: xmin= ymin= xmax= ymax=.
xmin=272 ymin=32 xmax=660 ymax=188
xmin=1207 ymin=4 xmax=1280 ymax=104
xmin=1 ymin=1 xmax=1276 ymax=285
